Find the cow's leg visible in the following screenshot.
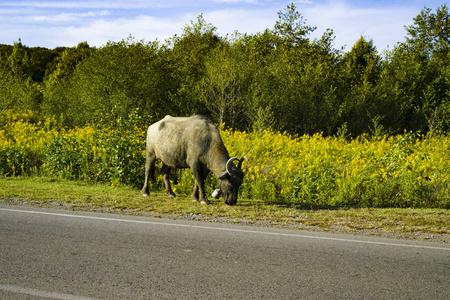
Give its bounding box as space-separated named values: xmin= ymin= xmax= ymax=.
xmin=142 ymin=151 xmax=156 ymax=196
xmin=191 ymin=184 xmax=199 ymax=202
xmin=191 ymin=163 xmax=209 ymax=204
xmin=162 ymin=164 xmax=176 ymax=197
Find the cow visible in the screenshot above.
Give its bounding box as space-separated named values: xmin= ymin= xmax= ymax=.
xmin=141 ymin=115 xmax=246 ymax=205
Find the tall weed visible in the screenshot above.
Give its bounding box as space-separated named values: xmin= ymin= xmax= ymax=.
xmin=1 ymin=112 xmax=449 ymax=208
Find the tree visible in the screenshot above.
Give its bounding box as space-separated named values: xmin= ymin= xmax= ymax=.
xmin=404 ymin=4 xmax=450 ymax=133
xmin=0 ymin=39 xmax=42 ymax=112
xmin=167 ymin=14 xmax=223 ymax=117
xmin=273 ymin=2 xmax=316 ymax=48
xmin=0 ymin=69 xmax=42 ymax=113
xmin=41 ymin=42 xmax=91 ymax=123
xmin=67 ymin=37 xmax=166 ymax=125
xmin=380 ymin=5 xmax=450 ymax=133
xmin=230 ymin=30 xmax=277 ymax=132
xmin=7 ymin=39 xmax=31 ymax=78
xmin=196 ymin=44 xmax=245 ymax=127
xmin=338 ymin=37 xmax=383 ymax=135
xmin=342 ymin=37 xmax=380 ymax=86
xmin=405 ymin=4 xmax=449 ymax=60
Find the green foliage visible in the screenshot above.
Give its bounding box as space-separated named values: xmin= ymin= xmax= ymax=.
xmin=0 ymin=40 xmax=44 ymax=113
xmin=44 ymin=130 xmax=145 ymax=187
xmin=405 ymin=4 xmax=449 ymax=58
xmin=66 ymin=37 xmax=166 ymax=125
xmin=0 ymin=146 xmax=43 ymax=177
xmin=40 ymin=42 xmax=91 ymax=124
xmin=379 ymin=4 xmax=450 ymax=134
xmin=195 ymin=43 xmax=248 ymax=127
xmin=2 ymin=113 xmax=449 ymax=208
xmin=274 ymin=3 xmax=316 ymax=47
xmin=167 ymin=14 xmax=223 ymax=117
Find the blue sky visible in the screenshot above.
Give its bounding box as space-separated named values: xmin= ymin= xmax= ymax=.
xmin=0 ymin=0 xmax=442 ymax=52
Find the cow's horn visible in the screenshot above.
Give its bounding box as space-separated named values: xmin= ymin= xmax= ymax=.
xmin=226 ymin=157 xmax=239 ymax=176
xmin=238 ymin=156 xmax=247 ymax=170
xmin=227 ymin=157 xmax=247 ymax=176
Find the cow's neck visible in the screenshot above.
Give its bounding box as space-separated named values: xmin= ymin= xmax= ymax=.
xmin=208 ymin=153 xmax=230 ymax=178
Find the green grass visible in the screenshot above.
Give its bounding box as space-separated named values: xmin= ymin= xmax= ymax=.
xmin=1 ymin=176 xmax=448 ymax=242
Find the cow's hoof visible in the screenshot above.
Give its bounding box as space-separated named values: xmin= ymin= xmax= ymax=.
xmin=200 ymin=200 xmax=210 ymax=205
xmin=143 ymin=194 xmax=148 ymax=197
xmin=192 ymin=199 xmax=199 ymax=203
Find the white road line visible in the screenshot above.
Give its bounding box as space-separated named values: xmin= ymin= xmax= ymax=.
xmin=0 ymin=283 xmax=102 ymax=300
xmin=1 ymin=207 xmax=449 ymax=251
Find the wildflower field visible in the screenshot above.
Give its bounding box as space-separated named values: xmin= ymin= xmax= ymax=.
xmin=1 ymin=111 xmax=449 ymax=209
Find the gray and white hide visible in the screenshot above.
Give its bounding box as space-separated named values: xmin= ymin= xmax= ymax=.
xmin=141 ymin=115 xmax=246 ymax=205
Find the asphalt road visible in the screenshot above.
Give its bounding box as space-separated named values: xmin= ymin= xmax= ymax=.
xmin=1 ymin=205 xmax=449 ymax=300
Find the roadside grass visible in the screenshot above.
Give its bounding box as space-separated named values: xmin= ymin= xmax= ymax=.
xmin=1 ymin=176 xmax=448 ymax=242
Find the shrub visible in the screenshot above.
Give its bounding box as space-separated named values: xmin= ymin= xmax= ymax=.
xmin=1 ymin=112 xmax=449 ymax=208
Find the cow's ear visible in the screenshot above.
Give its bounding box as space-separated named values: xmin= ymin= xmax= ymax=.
xmin=218 ymin=172 xmax=229 ymax=180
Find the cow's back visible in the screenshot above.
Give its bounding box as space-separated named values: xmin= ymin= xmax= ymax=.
xmin=146 ymin=115 xmax=218 ymax=168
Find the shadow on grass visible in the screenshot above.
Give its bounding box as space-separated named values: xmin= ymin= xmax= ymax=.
xmin=233 ymin=198 xmax=342 ymax=211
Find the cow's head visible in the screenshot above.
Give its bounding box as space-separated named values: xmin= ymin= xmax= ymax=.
xmin=217 ymin=157 xmax=246 ymax=205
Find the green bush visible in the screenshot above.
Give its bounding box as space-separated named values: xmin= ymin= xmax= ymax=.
xmin=1 ymin=113 xmax=449 ymax=208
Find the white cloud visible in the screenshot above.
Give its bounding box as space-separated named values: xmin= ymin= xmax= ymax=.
xmin=42 ymin=15 xmax=188 ymax=47
xmin=2 ymin=1 xmax=158 ymax=9
xmin=303 ymin=1 xmax=418 ymax=51
xmin=2 ymin=0 xmax=210 ymax=9
xmin=0 ymin=0 xmax=431 ymax=50
xmin=213 ymin=0 xmax=259 ymax=3
xmin=32 ymin=10 xmax=110 ymax=22
xmin=204 ymin=8 xmax=276 ymax=36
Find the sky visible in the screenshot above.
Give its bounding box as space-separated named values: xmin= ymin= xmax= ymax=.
xmin=0 ymin=0 xmax=443 ymax=52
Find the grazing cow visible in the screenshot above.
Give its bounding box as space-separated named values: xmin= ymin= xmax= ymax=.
xmin=141 ymin=115 xmax=246 ymax=205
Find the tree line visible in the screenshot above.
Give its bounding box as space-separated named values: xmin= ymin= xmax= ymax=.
xmin=1 ymin=3 xmax=449 ymax=137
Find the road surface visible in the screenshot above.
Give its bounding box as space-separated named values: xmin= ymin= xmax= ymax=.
xmin=1 ymin=205 xmax=449 ymax=299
